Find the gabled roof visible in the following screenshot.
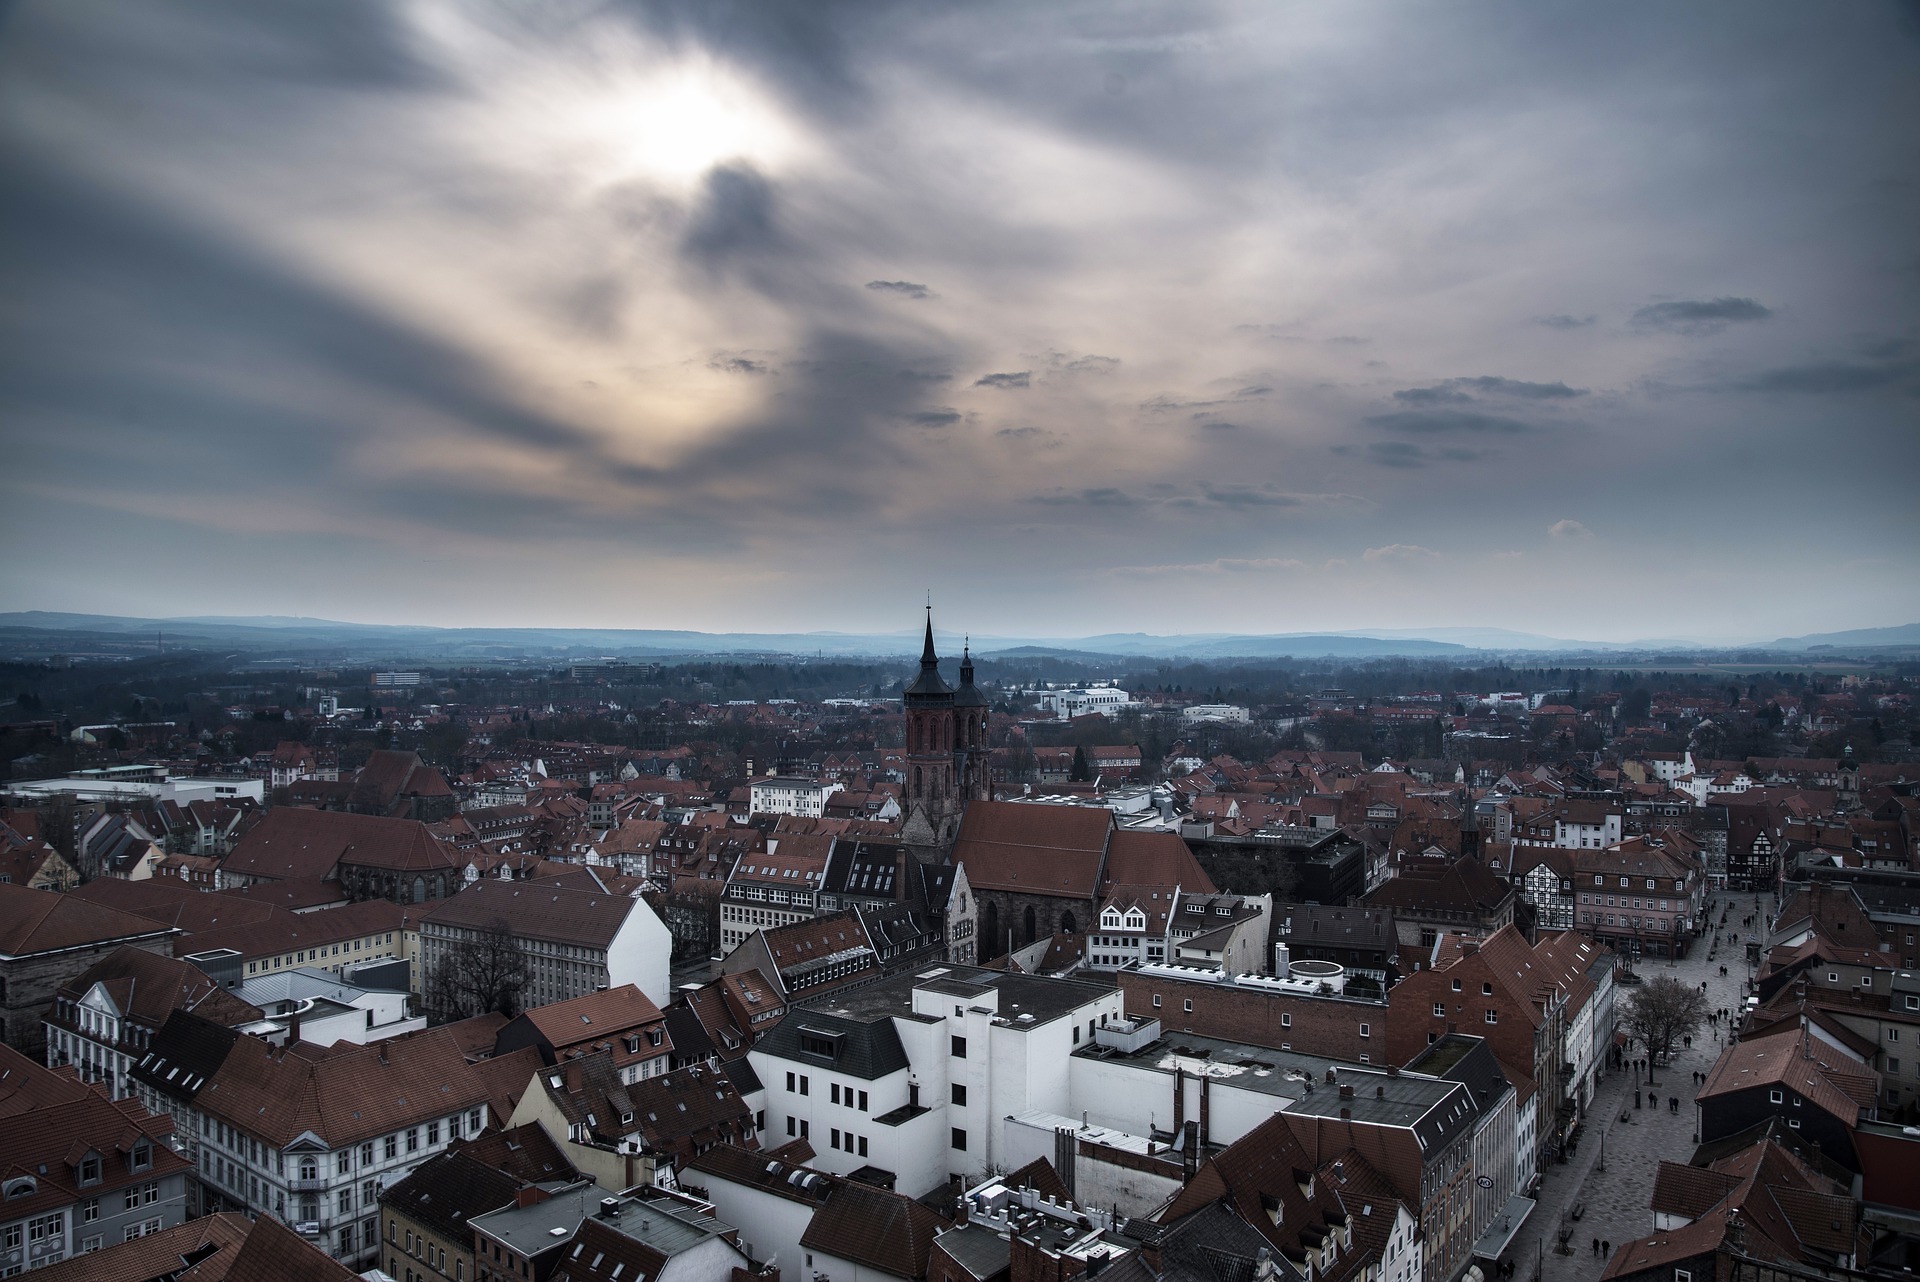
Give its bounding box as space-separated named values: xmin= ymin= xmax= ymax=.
xmin=802 ymin=1176 xmax=949 ymax=1279
xmin=381 ymin=1149 xmax=523 ymax=1244
xmin=1697 ymin=1028 xmax=1869 ymax=1125
xmin=0 ymin=883 xmax=173 ymax=956
xmin=219 ymin=807 xmax=456 ymax=882
xmin=52 ymin=945 xmax=262 ymax=1031
xmin=131 ymin=1009 xmax=244 ymax=1106
xmin=35 ymin=1211 xmax=253 ymax=1282
xmin=196 ymin=1025 xmax=491 ymax=1148
xmin=515 ymin=984 xmax=666 ymax=1055
xmin=1105 ymin=830 xmax=1216 ymax=894
xmin=952 ymin=800 xmax=1112 ymax=897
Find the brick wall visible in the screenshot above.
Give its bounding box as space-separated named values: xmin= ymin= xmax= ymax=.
xmin=1116 ymin=970 xmax=1389 ymax=1062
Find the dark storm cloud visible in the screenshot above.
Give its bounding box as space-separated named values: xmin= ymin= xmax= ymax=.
xmin=1198 ymin=485 xmax=1305 ymax=508
xmin=1631 ymin=297 xmax=1773 ymax=333
xmin=1363 ymin=410 xmax=1537 ymax=435
xmin=974 ymin=371 xmax=1031 ymax=389
xmin=1392 ymin=386 xmax=1474 ymax=405
xmin=1538 ymin=314 xmax=1597 ymax=329
xmin=910 ymin=408 xmax=962 ymax=426
xmin=866 ymin=279 xmax=931 ymax=299
xmin=1351 ymin=442 xmax=1487 ymax=469
xmin=1394 ymin=377 xmax=1586 ymax=404
xmin=680 ymin=164 xmax=782 ymax=274
xmin=1734 ymin=359 xmax=1919 ymax=394
xmin=1031 ymin=487 xmax=1145 ymax=507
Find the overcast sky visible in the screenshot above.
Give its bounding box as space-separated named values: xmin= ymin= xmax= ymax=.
xmin=2 ymin=1 xmax=1916 ymax=643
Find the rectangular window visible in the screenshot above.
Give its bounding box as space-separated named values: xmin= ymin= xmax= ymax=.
xmin=1433 ymin=1004 xmax=1446 ymax=1017
xmin=385 ymin=1136 xmax=398 ymax=1160
xmin=1769 ymin=1089 xmax=1783 ymax=1103
xmin=1281 ymin=1013 xmax=1291 ymax=1027
xmin=786 ymin=1072 xmax=796 ymax=1092
xmin=1151 ymin=995 xmax=1161 ymax=1008
xmin=858 ymin=1090 xmax=868 ymax=1112
xmin=799 ymin=1075 xmax=809 ymax=1096
xmin=1485 ymin=1010 xmax=1498 ymax=1024
xmin=951 ymin=1128 xmax=967 ymax=1151
xmin=831 ymin=1128 xmax=840 ymax=1149
xmin=406 ymin=1128 xmax=420 ymax=1152
xmin=830 ymin=1084 xmax=841 ymax=1105
xmin=1183 ymin=999 xmax=1193 ymax=1013
xmin=951 ymin=1083 xmax=967 ymax=1106
xmin=858 ymin=1135 xmax=868 ymax=1157
xmin=1359 ymin=1023 xmax=1370 ymax=1038
xmin=951 ymin=1036 xmax=966 ymax=1057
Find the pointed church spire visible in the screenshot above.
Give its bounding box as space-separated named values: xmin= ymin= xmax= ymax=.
xmin=921 ymin=607 xmax=939 ymax=666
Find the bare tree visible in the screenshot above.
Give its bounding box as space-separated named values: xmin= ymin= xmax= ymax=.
xmin=1622 ymin=975 xmax=1708 ymax=1084
xmin=425 ymin=917 xmax=529 ymax=1021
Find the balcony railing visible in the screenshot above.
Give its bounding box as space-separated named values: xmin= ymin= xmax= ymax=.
xmin=287 ymin=1177 xmax=329 ymax=1192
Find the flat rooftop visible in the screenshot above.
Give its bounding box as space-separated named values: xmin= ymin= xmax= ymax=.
xmin=801 ymin=963 xmax=1117 ymax=1028
xmin=1074 ymin=1028 xmax=1475 ymax=1152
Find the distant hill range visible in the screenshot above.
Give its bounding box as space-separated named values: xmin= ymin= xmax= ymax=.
xmin=0 ymin=611 xmax=1911 ymax=664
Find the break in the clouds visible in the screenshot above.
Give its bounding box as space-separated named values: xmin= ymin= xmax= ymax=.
xmin=1 ymin=1 xmax=1916 ymax=640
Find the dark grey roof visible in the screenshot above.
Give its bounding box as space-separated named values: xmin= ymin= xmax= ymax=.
xmin=664 ymin=1007 xmax=714 ymax=1063
xmin=933 ymin=1224 xmax=1009 ymax=1280
xmin=131 ymin=1008 xmax=241 ymax=1105
xmin=1405 ymin=1034 xmax=1514 ymax=1120
xmin=823 ymin=841 xmax=905 ymax=898
xmin=754 ymin=1009 xmax=910 ymax=1081
xmin=1103 ymin=1202 xmax=1298 ymax=1282
xmin=720 ymin=1056 xmax=762 ymax=1096
xmin=380 ymin=1150 xmax=522 ymax=1244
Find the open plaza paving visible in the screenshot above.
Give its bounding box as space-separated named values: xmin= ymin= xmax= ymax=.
xmin=1500 ymin=893 xmax=1773 ymax=1282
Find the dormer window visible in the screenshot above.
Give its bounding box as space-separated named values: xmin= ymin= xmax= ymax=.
xmin=79 ymin=1155 xmax=101 ymax=1185
xmin=132 ymin=1141 xmax=152 ymax=1171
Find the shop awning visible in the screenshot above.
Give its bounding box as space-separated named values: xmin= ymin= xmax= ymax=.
xmin=1471 ymin=1195 xmax=1536 ymax=1260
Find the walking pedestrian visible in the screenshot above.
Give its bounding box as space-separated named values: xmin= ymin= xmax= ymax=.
xmin=1592 ymin=1238 xmax=1600 ymax=1257
xmin=1604 ymin=1241 xmax=1611 ymax=1258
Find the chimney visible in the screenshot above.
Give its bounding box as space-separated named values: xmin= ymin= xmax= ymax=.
xmin=1339 ymin=1107 xmax=1351 ymax=1121
xmin=286 ymin=1011 xmax=301 ymax=1046
xmin=1386 ymin=1065 xmax=1401 ymax=1077
xmin=1173 ymin=1067 xmax=1186 ymax=1133
xmin=1199 ymin=1074 xmax=1212 ymax=1148
xmin=515 ymin=1186 xmax=551 ymax=1209
xmin=599 ymin=1197 xmax=621 ymax=1219
xmin=1338 ymin=1084 xmax=1354 ymax=1099
xmin=1376 ymin=1085 xmax=1386 ymax=1099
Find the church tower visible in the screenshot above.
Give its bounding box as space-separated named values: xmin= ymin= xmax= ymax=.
xmin=954 ymin=640 xmax=993 ymax=804
xmin=903 ymin=611 xmax=959 ymax=842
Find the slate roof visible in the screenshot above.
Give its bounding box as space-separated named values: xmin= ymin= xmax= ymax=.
xmin=754 ymin=1007 xmax=911 ymax=1081
xmin=380 ymin=1149 xmax=523 ymax=1244
xmin=131 ymin=1008 xmax=244 ymax=1106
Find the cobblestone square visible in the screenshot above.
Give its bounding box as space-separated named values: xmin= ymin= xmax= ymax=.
xmin=1501 ymin=893 xmax=1772 ymax=1282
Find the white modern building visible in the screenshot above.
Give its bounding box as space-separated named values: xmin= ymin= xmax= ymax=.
xmin=747 ymin=777 xmax=843 ymax=819
xmin=1179 ymin=704 xmax=1251 ymax=724
xmin=1038 ymin=687 xmax=1134 ymax=719
xmin=748 ymin=966 xmax=1124 ymax=1198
